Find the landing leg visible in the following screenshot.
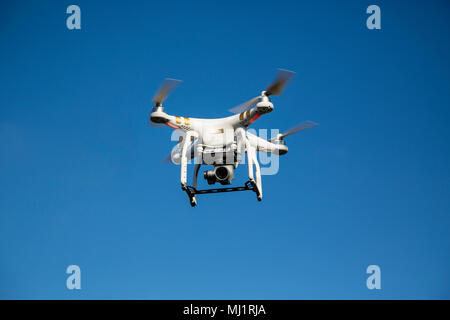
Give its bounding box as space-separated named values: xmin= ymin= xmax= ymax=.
xmin=248 ymin=145 xmax=262 ymax=201
xmin=238 ymin=128 xmax=261 ymax=202
xmin=193 ymin=163 xmax=201 ymax=189
xmin=237 ymin=128 xmax=255 ymax=182
xmin=189 ymin=163 xmax=202 ymax=206
xmin=189 ymin=196 xmax=197 ymax=207
xmin=180 ymin=131 xmax=197 ymax=206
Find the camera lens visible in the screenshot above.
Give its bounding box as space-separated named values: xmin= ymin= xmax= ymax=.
xmin=215 ymin=166 xmax=229 ymax=180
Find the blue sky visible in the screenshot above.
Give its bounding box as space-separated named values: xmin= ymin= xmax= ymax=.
xmin=1 ymin=0 xmax=449 ymax=299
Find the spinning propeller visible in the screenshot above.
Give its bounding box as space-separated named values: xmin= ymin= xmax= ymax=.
xmin=270 ymin=120 xmax=318 ymax=142
xmin=162 ymin=135 xmax=184 ymax=163
xmin=229 ymin=69 xmax=295 ymax=114
xmin=149 ymin=78 xmax=182 ymax=127
xmin=152 ymin=78 xmax=182 ymax=106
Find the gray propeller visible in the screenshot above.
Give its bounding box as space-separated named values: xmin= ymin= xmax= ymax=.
xmin=150 ymin=78 xmax=182 ymax=128
xmin=270 ymin=121 xmax=319 ymax=142
xmin=162 ymin=135 xmax=184 ymax=163
xmin=152 ymin=78 xmax=182 ymax=106
xmin=280 ymin=120 xmax=318 ymax=138
xmin=229 ymin=69 xmax=295 ymax=114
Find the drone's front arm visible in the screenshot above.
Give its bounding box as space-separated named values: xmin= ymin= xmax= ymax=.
xmin=232 ymin=106 xmax=272 ymax=129
xmin=231 ymin=93 xmax=275 ymax=128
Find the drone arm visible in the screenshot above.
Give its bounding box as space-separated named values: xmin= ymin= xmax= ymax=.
xmin=247 ymin=132 xmax=288 ymax=155
xmin=230 ymin=107 xmax=266 ymax=129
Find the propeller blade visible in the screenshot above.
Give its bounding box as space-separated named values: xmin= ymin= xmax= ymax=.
xmin=161 ymin=135 xmax=184 ymax=163
xmin=265 ymin=69 xmax=295 ymax=96
xmin=229 ymin=96 xmax=261 ymax=114
xmin=162 ymin=153 xmax=173 ymax=164
xmin=147 ymin=121 xmax=164 ymax=128
xmin=228 ymin=69 xmax=295 ymax=114
xmin=152 ymin=78 xmax=182 ymax=105
xmin=280 ymin=120 xmax=318 ymax=138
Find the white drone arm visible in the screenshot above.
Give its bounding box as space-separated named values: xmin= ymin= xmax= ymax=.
xmin=246 ymin=131 xmax=288 ymax=155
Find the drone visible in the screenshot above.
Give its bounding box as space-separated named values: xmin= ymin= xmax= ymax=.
xmin=149 ymin=69 xmax=318 ymax=207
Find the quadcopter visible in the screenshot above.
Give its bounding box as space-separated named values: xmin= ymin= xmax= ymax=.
xmin=149 ymin=69 xmax=318 ymax=207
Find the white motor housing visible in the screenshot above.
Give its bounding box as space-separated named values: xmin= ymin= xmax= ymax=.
xmin=255 ymin=100 xmax=274 ymax=114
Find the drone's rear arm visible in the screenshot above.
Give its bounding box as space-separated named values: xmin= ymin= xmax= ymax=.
xmin=246 ymin=132 xmax=288 ymax=155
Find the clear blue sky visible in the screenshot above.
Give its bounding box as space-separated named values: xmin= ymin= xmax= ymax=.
xmin=1 ymin=0 xmax=449 ymax=299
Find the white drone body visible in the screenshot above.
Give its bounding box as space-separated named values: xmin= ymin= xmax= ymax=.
xmin=149 ymin=69 xmax=317 ymax=206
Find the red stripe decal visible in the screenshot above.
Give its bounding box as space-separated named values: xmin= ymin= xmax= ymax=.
xmin=248 ymin=114 xmax=261 ymax=124
xmin=165 ymin=123 xmax=180 ymax=129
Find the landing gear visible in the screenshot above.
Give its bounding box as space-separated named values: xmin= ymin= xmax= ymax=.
xmin=179 ymin=129 xmax=263 ymax=207
xmin=182 ymin=183 xmax=197 ymax=207
xmin=182 ymin=180 xmax=258 ymax=207
xmin=250 ymin=179 xmax=262 ymax=201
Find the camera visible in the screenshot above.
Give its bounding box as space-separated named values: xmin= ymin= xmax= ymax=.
xmin=203 ymin=165 xmax=235 ymax=185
